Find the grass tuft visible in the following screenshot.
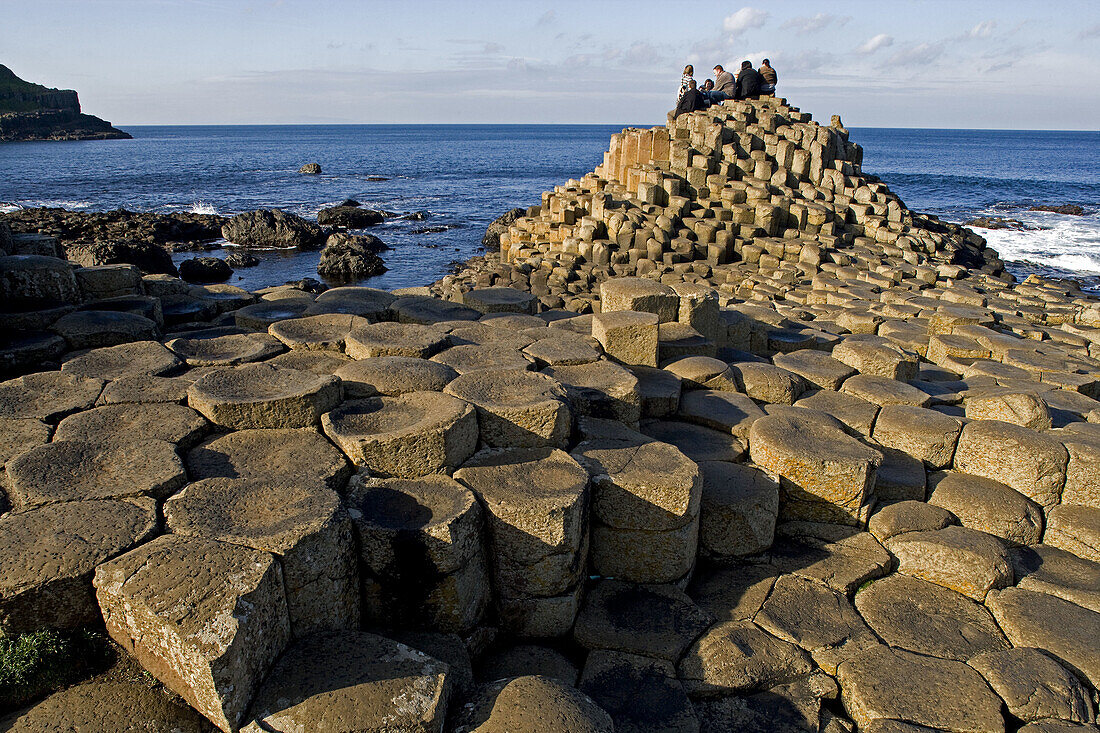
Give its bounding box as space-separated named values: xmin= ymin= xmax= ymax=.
xmin=0 ymin=629 xmax=112 ymax=711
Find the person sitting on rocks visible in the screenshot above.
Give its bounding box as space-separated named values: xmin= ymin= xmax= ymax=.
xmin=674 ymin=79 xmax=706 ymax=117
xmin=760 ymin=58 xmax=778 ymax=95
xmin=711 ymin=64 xmax=737 ymax=101
xmin=677 ymin=64 xmax=694 ymax=104
xmin=734 ymin=60 xmax=765 ymax=100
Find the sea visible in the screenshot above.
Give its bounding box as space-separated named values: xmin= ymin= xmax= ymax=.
xmin=1 ymin=125 xmax=1098 ymax=291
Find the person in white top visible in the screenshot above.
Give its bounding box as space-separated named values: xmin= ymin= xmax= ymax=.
xmin=677 ymin=64 xmax=694 ymax=103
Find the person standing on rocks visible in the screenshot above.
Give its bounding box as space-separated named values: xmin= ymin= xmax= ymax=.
xmin=760 ymin=58 xmax=778 ymax=95
xmin=734 ymin=60 xmax=765 ymax=100
xmin=677 ymin=65 xmax=695 ymax=103
xmin=674 ymin=79 xmax=706 ymax=117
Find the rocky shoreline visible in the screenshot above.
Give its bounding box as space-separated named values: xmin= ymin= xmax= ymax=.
xmin=1 ymin=97 xmax=1099 ymax=733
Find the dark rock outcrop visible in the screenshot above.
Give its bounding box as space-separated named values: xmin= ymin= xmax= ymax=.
xmin=65 ymin=240 xmax=178 ymax=276
xmin=317 ymin=233 xmax=387 ymax=281
xmin=299 ymin=163 xmax=322 ymax=175
xmin=965 ymin=217 xmax=1037 ymax=231
xmin=179 ymin=257 xmax=233 ymax=284
xmin=1 ymin=208 xmax=226 ymax=250
xmin=317 ymin=206 xmax=385 ymax=228
xmin=221 ymin=209 xmax=325 ymax=249
xmin=224 ymin=250 xmax=260 ymax=268
xmin=482 ymin=208 xmax=526 ymax=249
xmin=1029 ymin=204 xmax=1087 ymax=216
xmin=0 ymin=64 xmax=130 ymax=141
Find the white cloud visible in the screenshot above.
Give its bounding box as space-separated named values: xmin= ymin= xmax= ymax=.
xmin=780 ymin=13 xmax=849 ymax=35
xmin=966 ymin=20 xmax=997 ymax=39
xmin=723 ymin=7 xmax=768 ymax=36
xmin=885 ymin=41 xmax=947 ymax=67
xmin=856 ymin=34 xmax=894 ymax=54
xmin=1079 ymin=23 xmax=1100 ymax=40
xmin=536 ymin=9 xmax=555 ymax=27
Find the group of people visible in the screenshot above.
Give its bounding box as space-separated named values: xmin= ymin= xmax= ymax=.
xmin=675 ymin=59 xmax=777 ymax=117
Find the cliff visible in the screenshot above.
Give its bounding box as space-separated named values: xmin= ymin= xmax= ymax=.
xmin=0 ymin=64 xmax=130 ymax=141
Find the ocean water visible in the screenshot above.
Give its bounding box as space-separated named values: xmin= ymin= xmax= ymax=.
xmin=1 ymin=125 xmax=1097 ymax=290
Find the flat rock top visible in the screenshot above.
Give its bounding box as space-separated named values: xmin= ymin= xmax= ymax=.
xmin=456 ymin=675 xmax=613 ymax=733
xmin=53 ymin=402 xmax=209 ymax=447
xmin=544 ymin=361 xmax=639 ymax=396
xmin=455 ymin=446 xmax=589 ymax=504
xmin=347 ymin=474 xmax=477 ymax=533
xmin=445 ymin=369 xmax=568 ymax=409
xmin=59 ymin=340 xmax=181 ymax=380
xmin=0 ymin=498 xmax=157 ymax=593
xmin=244 ymin=631 xmax=451 ymax=733
xmin=0 ymin=417 xmax=52 ymax=466
xmin=323 ymin=392 xmax=471 ymax=438
xmin=185 ymin=427 xmax=350 ymax=492
xmin=0 ymin=371 xmax=104 ymax=421
xmin=268 ymin=313 xmax=368 ymax=347
xmin=93 ymin=534 xmax=279 ymax=657
xmin=345 ymin=322 xmax=447 ymax=355
xmin=165 ymin=477 xmax=343 ymax=555
xmin=600 ymin=276 xmax=676 ymax=297
xmin=187 ymin=363 xmax=337 ymax=403
xmin=335 ymin=356 xmax=457 ymax=397
xmin=6 ymin=439 xmax=185 ymax=509
xmin=750 ymin=413 xmax=882 ymax=464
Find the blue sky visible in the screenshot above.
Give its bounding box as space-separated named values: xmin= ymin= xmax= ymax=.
xmin=4 ymin=0 xmax=1099 ymax=128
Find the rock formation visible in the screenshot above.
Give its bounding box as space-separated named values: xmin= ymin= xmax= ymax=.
xmin=2 ymin=96 xmax=1100 ymax=733
xmin=0 ymin=64 xmax=130 ymax=141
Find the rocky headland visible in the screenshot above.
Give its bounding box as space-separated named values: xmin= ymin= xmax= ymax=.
xmin=1 ymin=97 xmax=1100 ymax=733
xmin=0 ymin=64 xmax=130 ymax=142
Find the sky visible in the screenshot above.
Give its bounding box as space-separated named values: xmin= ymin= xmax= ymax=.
xmin=3 ymin=0 xmax=1099 ymax=129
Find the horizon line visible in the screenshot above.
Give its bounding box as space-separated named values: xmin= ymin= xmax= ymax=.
xmin=108 ymin=122 xmax=1100 ymax=134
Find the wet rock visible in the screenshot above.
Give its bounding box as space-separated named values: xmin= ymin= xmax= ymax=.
xmin=178 ymin=256 xmax=232 ymax=284
xmin=222 ymin=209 xmax=325 ymax=249
xmin=317 ymin=232 xmax=387 ymax=281
xmin=298 ymin=162 xmax=321 ymax=174
xmin=317 ymin=205 xmax=384 ymax=228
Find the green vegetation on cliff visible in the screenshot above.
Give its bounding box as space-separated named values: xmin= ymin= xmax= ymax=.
xmin=0 ymin=65 xmax=80 ymax=114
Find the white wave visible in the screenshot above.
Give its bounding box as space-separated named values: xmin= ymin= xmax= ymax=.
xmin=34 ymin=199 xmax=95 ymax=209
xmin=189 ymin=201 xmax=219 ymax=215
xmin=0 ymin=203 xmax=21 ymax=213
xmin=970 ymin=209 xmax=1100 ymax=276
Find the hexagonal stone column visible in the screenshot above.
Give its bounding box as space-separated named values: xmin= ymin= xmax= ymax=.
xmin=455 ymin=447 xmax=589 ymax=636
xmin=463 ymin=286 xmax=538 ymax=315
xmin=445 ymin=369 xmax=572 ymax=449
xmin=94 ymin=535 xmax=291 ymax=733
xmin=6 ymin=439 xmax=186 ymax=510
xmin=572 ymin=427 xmax=701 ymax=584
xmin=344 ymin=322 xmax=448 ymax=359
xmin=544 ymin=361 xmax=642 ymax=427
xmin=268 ymin=313 xmax=369 ymax=351
xmin=697 ymin=461 xmax=780 ymax=557
xmin=60 ymin=340 xmax=181 ymax=380
xmin=885 ymin=525 xmax=1013 ymax=600
xmin=187 ymin=363 xmax=341 ymax=429
xmin=166 ymin=477 xmax=359 ymax=637
xmin=591 ymin=311 xmax=659 ymax=367
xmin=242 ymin=631 xmax=453 ymax=733
xmin=599 ymin=277 xmax=679 ymax=323
xmin=749 ymin=413 xmax=882 ymax=526
xmin=53 ymin=403 xmax=209 ymax=449
xmin=186 ymin=427 xmax=351 ymax=493
xmin=0 ymin=498 xmax=157 ymax=634
xmin=954 ymin=419 xmax=1068 ymax=508
xmin=346 ymin=473 xmax=490 ymax=633
xmin=335 ymin=356 xmax=458 ymax=398
xmin=0 ymin=371 xmax=104 ymax=422
xmin=166 ymin=332 xmax=285 ymax=366
xmin=322 ymin=392 xmax=478 ymax=477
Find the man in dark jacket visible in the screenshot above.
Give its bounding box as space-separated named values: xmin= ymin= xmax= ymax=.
xmin=674 ymin=79 xmax=706 ymax=117
xmin=734 ymin=60 xmax=764 ymax=100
